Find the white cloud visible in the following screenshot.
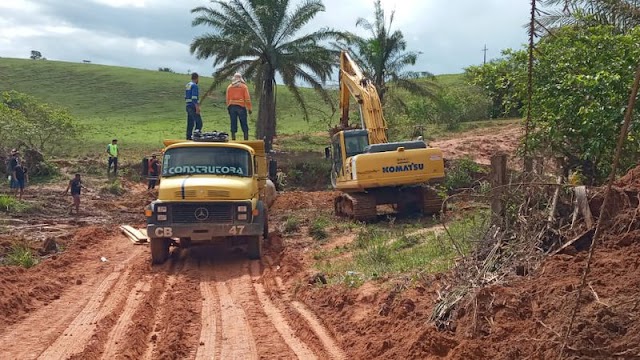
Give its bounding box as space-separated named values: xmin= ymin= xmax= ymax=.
xmin=0 ymin=0 xmax=532 ymax=75
xmin=91 ymin=0 xmax=146 ymax=8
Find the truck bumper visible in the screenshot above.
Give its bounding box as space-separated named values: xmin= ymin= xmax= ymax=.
xmin=147 ymin=223 xmax=262 ymax=241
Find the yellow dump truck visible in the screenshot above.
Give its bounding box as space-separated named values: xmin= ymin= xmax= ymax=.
xmin=144 ymin=136 xmax=275 ymax=264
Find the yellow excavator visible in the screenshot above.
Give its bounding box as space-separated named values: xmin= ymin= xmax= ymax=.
xmin=327 ymin=50 xmax=445 ymax=221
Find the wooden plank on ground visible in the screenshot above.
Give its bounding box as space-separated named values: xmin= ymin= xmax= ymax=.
xmin=120 ymin=225 xmax=148 ymax=244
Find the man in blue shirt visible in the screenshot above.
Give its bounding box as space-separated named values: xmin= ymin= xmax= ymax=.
xmin=185 ymin=72 xmax=203 ymax=140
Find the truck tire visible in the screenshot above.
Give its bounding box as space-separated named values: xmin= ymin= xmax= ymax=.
xmin=247 ymin=235 xmax=262 ymax=260
xmin=150 ymin=237 xmax=170 ymax=264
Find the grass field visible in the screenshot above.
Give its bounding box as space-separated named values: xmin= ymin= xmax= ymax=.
xmin=1 ymin=57 xmax=476 ymax=156
xmin=0 ymin=57 xmax=335 ymax=154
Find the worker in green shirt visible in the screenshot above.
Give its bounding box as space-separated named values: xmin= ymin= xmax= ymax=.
xmin=107 ymin=139 xmax=119 ymax=176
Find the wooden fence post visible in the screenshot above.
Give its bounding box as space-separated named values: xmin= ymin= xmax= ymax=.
xmin=535 ymin=156 xmax=544 ymax=175
xmin=491 ymin=154 xmax=508 ymax=223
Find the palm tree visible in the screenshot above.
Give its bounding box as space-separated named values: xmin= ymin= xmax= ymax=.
xmin=190 ymin=0 xmax=345 ymax=151
xmin=539 ymin=0 xmax=640 ymax=33
xmin=342 ymin=0 xmax=436 ymax=106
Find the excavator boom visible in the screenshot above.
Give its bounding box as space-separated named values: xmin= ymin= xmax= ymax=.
xmin=339 ymin=51 xmax=388 ymax=144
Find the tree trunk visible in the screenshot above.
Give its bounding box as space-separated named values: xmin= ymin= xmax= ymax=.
xmin=256 ymin=67 xmax=276 ymax=152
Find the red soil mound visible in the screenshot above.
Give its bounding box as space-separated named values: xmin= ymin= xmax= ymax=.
xmin=298 ymin=165 xmax=640 ymax=359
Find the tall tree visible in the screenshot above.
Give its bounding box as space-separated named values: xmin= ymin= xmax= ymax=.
xmin=190 ymin=0 xmax=344 ymax=151
xmin=342 ymin=0 xmax=436 ymax=106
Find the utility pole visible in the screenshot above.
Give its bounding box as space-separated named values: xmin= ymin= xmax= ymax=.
xmin=482 ymin=44 xmax=488 ymax=64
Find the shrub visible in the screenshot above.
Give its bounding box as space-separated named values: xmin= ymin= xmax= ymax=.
xmin=309 ymin=216 xmax=330 ymax=241
xmin=4 ymin=243 xmax=38 ymax=268
xmin=0 ymin=195 xmax=32 ymax=213
xmin=282 ymin=215 xmax=300 ymax=234
xmin=444 ymin=157 xmax=486 ymax=191
xmin=101 ymin=179 xmax=124 ymax=195
xmin=284 ymin=159 xmax=332 ymax=190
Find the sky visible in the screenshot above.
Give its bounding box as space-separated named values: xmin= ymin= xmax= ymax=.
xmin=0 ymin=0 xmax=531 ymax=78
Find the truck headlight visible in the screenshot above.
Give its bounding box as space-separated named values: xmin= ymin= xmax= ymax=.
xmin=237 ymin=205 xmax=248 ymax=213
xmin=237 ymin=213 xmax=248 ymax=220
xmin=157 ymin=206 xmax=167 ymax=213
xmin=157 ymin=214 xmax=167 ymax=221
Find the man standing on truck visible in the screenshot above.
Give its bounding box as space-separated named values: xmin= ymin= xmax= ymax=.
xmin=185 ymin=72 xmax=203 ymax=140
xmin=106 ymin=139 xmax=118 ymax=176
xmin=226 ymin=72 xmax=252 ymax=141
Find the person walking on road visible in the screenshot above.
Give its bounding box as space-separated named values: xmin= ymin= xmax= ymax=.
xmin=147 ymin=154 xmax=160 ymax=190
xmin=226 ymin=72 xmax=252 ymax=141
xmin=185 ymin=72 xmax=203 ymax=140
xmin=63 ymin=173 xmax=85 ymax=215
xmin=106 ymin=139 xmax=119 ymax=176
xmin=7 ymin=149 xmax=27 ymax=200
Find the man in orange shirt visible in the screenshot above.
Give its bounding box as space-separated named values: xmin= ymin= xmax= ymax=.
xmin=226 ymin=73 xmax=252 ymax=141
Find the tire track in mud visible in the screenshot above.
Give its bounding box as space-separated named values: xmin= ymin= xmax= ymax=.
xmin=195 ymin=258 xmax=221 ymax=360
xmin=148 ymin=249 xmax=203 ymax=360
xmin=211 ymin=258 xmax=260 ymax=360
xmin=37 ymin=251 xmax=142 ymax=359
xmin=100 ymin=280 xmax=150 ymax=359
xmin=248 ymin=260 xmax=317 ymax=359
xmin=263 ymin=255 xmax=347 ymax=360
xmin=116 ymin=254 xmax=187 ymax=360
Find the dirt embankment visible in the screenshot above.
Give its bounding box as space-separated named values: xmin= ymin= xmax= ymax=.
xmin=431 ymin=124 xmax=522 ymax=166
xmin=285 ymin=168 xmax=640 ymax=359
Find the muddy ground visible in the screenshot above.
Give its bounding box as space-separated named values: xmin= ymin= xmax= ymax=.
xmin=1 ymin=124 xmax=638 ymax=359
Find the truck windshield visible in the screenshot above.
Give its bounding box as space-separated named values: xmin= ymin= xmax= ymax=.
xmin=162 ymin=147 xmax=252 ymax=177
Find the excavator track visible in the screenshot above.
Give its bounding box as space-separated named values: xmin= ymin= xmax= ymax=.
xmin=421 ymin=186 xmax=444 ymax=215
xmin=334 ymin=193 xmax=377 ymax=222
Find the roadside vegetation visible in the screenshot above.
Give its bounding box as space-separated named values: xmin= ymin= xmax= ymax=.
xmin=313 ymin=211 xmax=489 ymax=287
xmin=1 ymin=243 xmax=39 ymax=268
xmin=0 ymin=195 xmax=34 ymax=213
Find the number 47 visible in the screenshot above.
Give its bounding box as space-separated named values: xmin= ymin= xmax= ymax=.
xmin=228 ymin=225 xmax=245 ymax=235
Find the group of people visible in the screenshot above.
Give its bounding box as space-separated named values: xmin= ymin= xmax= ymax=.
xmin=185 ymin=72 xmax=252 ymax=141
xmin=3 ymin=72 xmax=251 ymax=214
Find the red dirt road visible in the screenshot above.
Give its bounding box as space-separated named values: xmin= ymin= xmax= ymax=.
xmin=0 ymin=228 xmax=346 ymax=359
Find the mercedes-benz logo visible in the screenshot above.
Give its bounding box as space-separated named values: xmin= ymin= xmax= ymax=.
xmin=194 ymin=207 xmax=209 ymax=221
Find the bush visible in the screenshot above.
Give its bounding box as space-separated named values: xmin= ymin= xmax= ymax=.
xmin=1 ymin=90 xmax=80 ymax=154
xmin=284 ymin=159 xmax=332 ymax=190
xmin=309 ymin=216 xmax=330 ymax=241
xmin=282 ymin=215 xmax=300 ymax=234
xmin=0 ymin=195 xmax=32 ymax=213
xmin=101 ymin=179 xmax=124 ymax=195
xmin=4 ymin=243 xmax=38 ymax=268
xmin=444 ymin=157 xmax=486 ymax=191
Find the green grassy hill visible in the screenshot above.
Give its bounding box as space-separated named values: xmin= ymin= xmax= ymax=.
xmin=0 ymin=58 xmax=335 ymax=154
xmin=1 ymin=58 xmax=472 ymax=155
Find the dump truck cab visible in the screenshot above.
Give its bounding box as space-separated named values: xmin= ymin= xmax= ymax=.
xmin=145 ymin=137 xmax=274 ymax=264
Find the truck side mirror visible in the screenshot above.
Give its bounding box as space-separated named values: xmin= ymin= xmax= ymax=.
xmin=324 ymin=146 xmax=331 ymax=160
xmin=268 ymin=159 xmax=277 ymax=181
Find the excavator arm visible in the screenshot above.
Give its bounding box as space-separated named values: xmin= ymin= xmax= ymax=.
xmin=339 ymin=51 xmax=388 ymax=144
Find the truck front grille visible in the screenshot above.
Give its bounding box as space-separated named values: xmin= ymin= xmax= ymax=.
xmin=171 ymin=203 xmax=233 ymax=223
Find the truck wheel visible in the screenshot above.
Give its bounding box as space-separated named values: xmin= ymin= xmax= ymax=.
xmin=150 ymin=237 xmax=170 ymax=264
xmin=247 ymin=235 xmax=262 ymax=260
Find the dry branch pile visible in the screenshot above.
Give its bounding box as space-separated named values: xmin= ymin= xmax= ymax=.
xmin=430 ymin=163 xmax=640 ymax=358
